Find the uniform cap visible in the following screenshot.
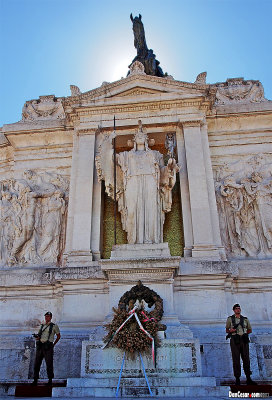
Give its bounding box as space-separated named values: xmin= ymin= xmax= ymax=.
xmin=44 ymin=311 xmax=52 ymax=317
xmin=233 ymin=304 xmax=240 ymax=310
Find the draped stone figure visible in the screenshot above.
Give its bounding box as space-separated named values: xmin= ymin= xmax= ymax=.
xmin=0 ymin=191 xmax=14 ymax=262
xmin=96 ymin=121 xmax=179 ymax=245
xmin=215 ymin=157 xmax=272 ymax=259
xmin=39 ymin=191 xmax=66 ymax=262
xmin=0 ymin=171 xmax=69 ymax=267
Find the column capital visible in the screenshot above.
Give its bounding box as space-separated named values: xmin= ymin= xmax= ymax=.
xmin=182 ymin=120 xmax=203 ymax=129
xmin=75 ymin=127 xmax=99 ymax=136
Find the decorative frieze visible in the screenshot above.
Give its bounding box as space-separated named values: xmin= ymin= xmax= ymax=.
xmin=101 ymin=256 xmax=179 ymax=282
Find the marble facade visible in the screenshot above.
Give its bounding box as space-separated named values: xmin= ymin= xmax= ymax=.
xmin=0 ymin=65 xmax=272 ymax=395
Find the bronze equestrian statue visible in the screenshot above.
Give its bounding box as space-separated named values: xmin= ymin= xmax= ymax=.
xmin=128 ymin=14 xmax=165 ymax=77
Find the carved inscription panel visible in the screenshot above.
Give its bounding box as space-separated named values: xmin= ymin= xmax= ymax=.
xmin=82 ymin=340 xmax=198 ymax=377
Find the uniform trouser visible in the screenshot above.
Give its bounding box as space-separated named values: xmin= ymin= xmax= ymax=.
xmin=33 ymin=342 xmax=54 ymax=379
xmin=230 ymin=336 xmax=251 ymax=378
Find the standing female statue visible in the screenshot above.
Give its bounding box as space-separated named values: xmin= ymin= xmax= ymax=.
xmin=96 ymin=121 xmax=179 ymax=244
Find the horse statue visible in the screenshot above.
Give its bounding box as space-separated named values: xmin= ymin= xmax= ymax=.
xmin=128 ymin=14 xmax=165 ymax=77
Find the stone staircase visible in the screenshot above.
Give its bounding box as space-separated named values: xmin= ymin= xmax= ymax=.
xmin=52 ymin=376 xmax=227 ymax=397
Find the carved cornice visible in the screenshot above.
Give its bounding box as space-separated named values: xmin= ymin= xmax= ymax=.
xmin=100 ymin=256 xmax=180 ymax=269
xmin=101 ymin=256 xmax=180 ymax=281
xmin=67 ymin=100 xmax=210 ymax=124
xmin=63 ymin=74 xmax=209 ymax=107
xmin=55 ymin=265 xmax=104 ymax=280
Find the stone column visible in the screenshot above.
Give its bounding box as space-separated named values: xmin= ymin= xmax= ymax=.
xmin=91 ymin=163 xmax=102 ymax=260
xmin=182 ymin=120 xmax=221 ymax=260
xmin=64 ymin=130 xmax=79 ymax=257
xmin=64 ymin=128 xmax=97 ymax=265
xmin=176 ymin=124 xmax=193 ymax=257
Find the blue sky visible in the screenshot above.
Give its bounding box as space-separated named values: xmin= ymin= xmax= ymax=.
xmin=0 ymin=0 xmax=271 ymax=126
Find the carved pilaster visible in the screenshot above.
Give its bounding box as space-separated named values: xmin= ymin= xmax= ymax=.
xmin=64 ymin=127 xmax=97 ymax=265
xmin=176 ymin=124 xmax=193 ymax=257
xmin=182 ymin=120 xmax=222 ymax=260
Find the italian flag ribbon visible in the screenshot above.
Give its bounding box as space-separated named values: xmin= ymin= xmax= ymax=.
xmin=102 ymin=305 xmax=156 ymax=367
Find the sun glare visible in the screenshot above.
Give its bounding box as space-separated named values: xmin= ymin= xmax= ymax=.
xmin=111 ymin=57 xmax=132 ymax=82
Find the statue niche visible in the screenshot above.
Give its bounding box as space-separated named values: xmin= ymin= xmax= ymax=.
xmin=96 ymin=121 xmax=179 ymax=245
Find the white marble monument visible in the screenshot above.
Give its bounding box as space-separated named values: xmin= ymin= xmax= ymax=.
xmin=0 ymin=42 xmax=272 ymax=398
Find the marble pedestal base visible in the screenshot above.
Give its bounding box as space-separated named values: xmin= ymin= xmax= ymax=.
xmin=64 ymin=250 xmax=93 ymax=267
xmin=81 ymin=338 xmax=201 ymax=378
xmin=52 ymin=338 xmax=227 ymax=398
xmin=110 ymin=243 xmax=171 ymax=260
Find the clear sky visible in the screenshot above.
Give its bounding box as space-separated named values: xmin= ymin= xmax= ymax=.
xmin=0 ymin=0 xmax=271 ymax=127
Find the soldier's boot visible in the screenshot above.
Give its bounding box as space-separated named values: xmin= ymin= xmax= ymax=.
xmin=46 ymin=378 xmax=53 ymax=386
xmin=31 ymin=379 xmax=38 ymax=386
xmin=246 ymin=377 xmax=257 ymax=385
xmin=235 ymin=377 xmax=241 ymax=385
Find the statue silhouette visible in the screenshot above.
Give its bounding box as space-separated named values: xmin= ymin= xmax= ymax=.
xmin=128 ymin=14 xmax=165 ymax=77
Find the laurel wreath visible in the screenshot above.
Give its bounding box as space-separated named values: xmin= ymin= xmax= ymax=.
xmin=104 ymin=281 xmax=165 ymax=356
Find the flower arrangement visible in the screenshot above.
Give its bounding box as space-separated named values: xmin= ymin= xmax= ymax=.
xmin=103 ymin=281 xmax=166 ymax=361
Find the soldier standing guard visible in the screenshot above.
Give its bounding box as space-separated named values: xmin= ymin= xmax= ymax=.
xmin=226 ymin=304 xmax=257 ymax=385
xmin=32 ymin=312 xmax=61 ymax=386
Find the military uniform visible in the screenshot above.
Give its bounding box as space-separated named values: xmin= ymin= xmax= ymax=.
xmin=33 ymin=320 xmax=60 ymax=382
xmin=226 ymin=314 xmax=251 ymax=380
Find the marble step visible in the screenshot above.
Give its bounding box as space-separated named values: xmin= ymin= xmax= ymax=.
xmin=66 ymin=376 xmax=217 ymax=387
xmin=53 ymin=385 xmax=227 ymax=398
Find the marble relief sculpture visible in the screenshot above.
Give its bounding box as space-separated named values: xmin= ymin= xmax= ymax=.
xmin=22 ymin=95 xmax=65 ymax=121
xmin=96 ymin=121 xmax=179 ymax=245
xmin=0 ymin=171 xmax=69 ymax=266
xmin=215 ymin=156 xmax=272 ymax=258
xmin=215 ymin=78 xmax=266 ymax=105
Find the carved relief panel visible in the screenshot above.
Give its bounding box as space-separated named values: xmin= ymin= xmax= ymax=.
xmin=0 ymin=170 xmax=69 ymax=266
xmin=215 ymin=155 xmax=272 ymax=258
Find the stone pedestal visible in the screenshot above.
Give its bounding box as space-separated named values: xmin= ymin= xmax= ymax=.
xmin=110 ymin=243 xmax=171 ymax=260
xmin=101 ymin=255 xmax=180 ymax=318
xmin=81 ymin=338 xmax=201 ymax=378
xmin=52 ymin=338 xmax=227 ymax=398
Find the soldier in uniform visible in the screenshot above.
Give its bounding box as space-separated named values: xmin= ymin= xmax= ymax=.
xmin=226 ymin=304 xmax=257 ymax=385
xmin=32 ymin=312 xmax=61 ymax=386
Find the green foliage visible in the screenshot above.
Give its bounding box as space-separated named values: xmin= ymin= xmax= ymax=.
xmin=102 ymin=192 xmax=127 ymax=259
xmin=163 ymin=176 xmax=184 ymax=256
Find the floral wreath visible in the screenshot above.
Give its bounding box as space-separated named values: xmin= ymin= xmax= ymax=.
xmin=103 ymin=281 xmax=166 ymax=363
